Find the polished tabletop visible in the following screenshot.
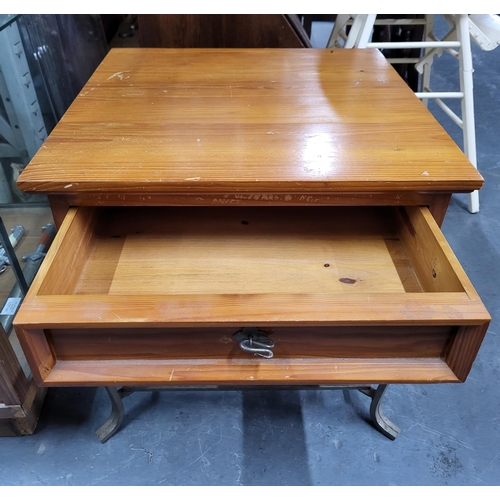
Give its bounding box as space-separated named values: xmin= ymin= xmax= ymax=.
xmin=18 ymin=48 xmax=483 ymax=194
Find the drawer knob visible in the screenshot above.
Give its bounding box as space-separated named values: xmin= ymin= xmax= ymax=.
xmin=233 ymin=327 xmax=275 ymax=359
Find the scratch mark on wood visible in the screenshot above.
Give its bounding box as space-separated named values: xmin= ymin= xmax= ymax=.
xmin=107 ymin=71 xmax=131 ymax=81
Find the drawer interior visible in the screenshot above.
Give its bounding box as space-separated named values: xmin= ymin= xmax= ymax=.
xmin=37 ymin=205 xmax=464 ymax=296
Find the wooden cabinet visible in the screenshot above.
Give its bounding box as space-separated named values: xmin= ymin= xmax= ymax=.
xmin=138 ymin=15 xmax=311 ymax=48
xmin=0 ymin=324 xmax=46 ymax=435
xmin=14 ymin=49 xmax=490 ymax=390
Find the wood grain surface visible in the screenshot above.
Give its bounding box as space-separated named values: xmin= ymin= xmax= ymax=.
xmin=46 ymin=191 xmax=453 ymax=230
xmin=14 ymin=292 xmax=490 ymax=329
xmin=39 ymin=358 xmax=460 ymax=386
xmin=46 ymin=325 xmax=455 ymax=361
xmin=0 ymin=324 xmax=29 ymax=405
xmin=445 ymin=324 xmax=489 ymax=381
xmin=138 ymin=14 xmax=310 ymax=48
xmin=17 ymin=49 xmax=483 ymax=196
xmin=103 ymin=206 xmax=405 ymax=296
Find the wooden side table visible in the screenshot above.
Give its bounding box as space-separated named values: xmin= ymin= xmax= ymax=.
xmin=14 ymin=49 xmax=490 ymax=441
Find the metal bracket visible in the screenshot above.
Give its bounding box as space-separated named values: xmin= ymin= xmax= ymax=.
xmin=233 ymin=327 xmax=275 ymax=359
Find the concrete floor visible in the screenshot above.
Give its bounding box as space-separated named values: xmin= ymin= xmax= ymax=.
xmin=1 ymin=17 xmax=500 ymax=486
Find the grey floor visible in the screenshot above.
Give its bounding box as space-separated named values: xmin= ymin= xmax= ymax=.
xmin=1 ymin=18 xmax=500 ymax=486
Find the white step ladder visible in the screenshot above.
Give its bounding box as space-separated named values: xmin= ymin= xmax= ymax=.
xmin=329 ymin=14 xmax=500 ymax=214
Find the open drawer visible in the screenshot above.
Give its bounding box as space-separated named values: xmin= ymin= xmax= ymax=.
xmin=14 ymin=205 xmax=490 ymax=387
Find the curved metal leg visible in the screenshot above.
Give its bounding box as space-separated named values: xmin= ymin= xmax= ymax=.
xmin=95 ymin=387 xmax=125 ymax=443
xmin=93 ymin=384 xmax=400 ymax=443
xmin=366 ymin=384 xmax=401 ymax=440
